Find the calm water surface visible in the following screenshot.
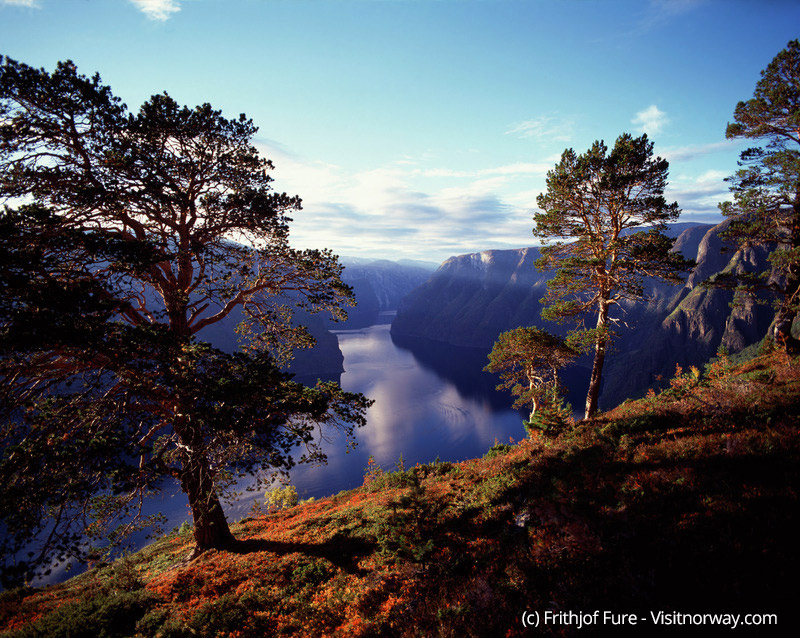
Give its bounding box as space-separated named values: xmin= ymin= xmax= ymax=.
xmin=280 ymin=321 xmax=527 ymax=503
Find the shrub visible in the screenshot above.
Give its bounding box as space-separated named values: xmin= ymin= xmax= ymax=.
xmin=9 ymin=590 xmax=157 ymax=638
xmin=524 ymin=393 xmax=573 ymax=435
xmin=265 ymin=484 xmax=298 ymax=511
xmin=484 ymin=443 xmax=513 ymax=459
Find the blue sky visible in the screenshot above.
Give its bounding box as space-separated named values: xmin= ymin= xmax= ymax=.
xmin=2 ymin=0 xmax=799 ymax=263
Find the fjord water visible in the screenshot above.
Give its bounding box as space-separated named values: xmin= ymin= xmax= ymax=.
xmin=279 ymin=318 xmax=529 ymax=502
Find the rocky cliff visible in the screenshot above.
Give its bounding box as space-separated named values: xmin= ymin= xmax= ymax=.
xmin=391 ymin=247 xmax=552 ymax=347
xmin=392 ymin=222 xmax=781 ymax=410
xmin=601 ymin=220 xmax=776 ymax=406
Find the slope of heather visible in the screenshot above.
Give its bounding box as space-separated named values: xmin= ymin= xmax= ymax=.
xmin=2 ymin=351 xmax=798 ymax=637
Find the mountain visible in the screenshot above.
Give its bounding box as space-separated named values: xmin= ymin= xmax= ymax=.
xmin=601 ymin=219 xmax=777 ymax=406
xmin=392 ymin=222 xmax=783 ymax=410
xmin=332 ymin=258 xmax=436 ymax=328
xmin=391 ymin=247 xmax=552 ymax=347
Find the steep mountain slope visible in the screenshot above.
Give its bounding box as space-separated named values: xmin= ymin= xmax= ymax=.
xmin=391 ymin=247 xmax=551 ymax=347
xmin=601 ymin=220 xmax=777 ymax=406
xmin=197 ymin=305 xmax=344 ymax=379
xmin=332 ymin=258 xmax=435 ymax=328
xmin=392 ymin=222 xmax=784 ymax=410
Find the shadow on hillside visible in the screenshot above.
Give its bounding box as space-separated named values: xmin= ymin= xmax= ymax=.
xmin=228 ymin=534 xmax=375 ymax=574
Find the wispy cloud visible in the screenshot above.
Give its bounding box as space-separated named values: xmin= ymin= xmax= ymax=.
xmin=417 ymin=163 xmax=551 ymax=180
xmin=661 ymin=139 xmax=740 ymax=163
xmin=632 ymin=104 xmax=669 ymax=136
xmin=256 ymin=141 xmax=540 ymax=261
xmin=634 ymin=0 xmax=706 ymax=36
xmin=666 ymin=169 xmax=730 ymax=221
xmin=592 ymin=0 xmax=705 ymax=46
xmin=505 ymin=115 xmax=574 ymax=143
xmin=0 ymin=0 xmax=39 ymax=7
xmin=130 ymin=0 xmax=180 ymax=21
xmin=647 ymin=0 xmax=705 ymax=21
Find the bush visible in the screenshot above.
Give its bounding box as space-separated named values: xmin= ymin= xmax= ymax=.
xmin=484 ymin=443 xmax=513 ymax=458
xmin=9 ymin=590 xmax=157 ymax=638
xmin=524 ymin=392 xmax=573 ymax=435
xmin=265 ymin=484 xmax=298 ymax=510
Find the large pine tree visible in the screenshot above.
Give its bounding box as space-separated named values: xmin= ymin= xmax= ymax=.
xmin=0 ymin=57 xmax=370 ymax=585
xmin=534 ymin=133 xmax=691 ymax=418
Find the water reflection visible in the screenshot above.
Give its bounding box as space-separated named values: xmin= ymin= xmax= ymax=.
xmin=283 ymin=323 xmax=530 ymax=498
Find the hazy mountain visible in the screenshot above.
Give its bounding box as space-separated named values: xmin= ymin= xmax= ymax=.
xmin=332 ymin=258 xmax=436 ymax=328
xmin=197 ymin=305 xmax=344 ymax=380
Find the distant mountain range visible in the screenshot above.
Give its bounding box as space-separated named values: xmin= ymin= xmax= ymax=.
xmin=391 ymin=222 xmax=780 ymax=411
xmin=330 ymin=257 xmax=437 ymax=328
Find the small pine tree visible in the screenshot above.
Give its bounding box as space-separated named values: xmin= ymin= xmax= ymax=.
xmin=485 ymin=327 xmax=577 ymax=433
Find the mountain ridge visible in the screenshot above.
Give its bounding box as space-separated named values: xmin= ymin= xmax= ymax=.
xmin=391 ymin=221 xmax=785 ymax=410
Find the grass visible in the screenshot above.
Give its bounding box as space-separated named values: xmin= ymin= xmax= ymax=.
xmin=2 ymin=351 xmax=799 ymax=636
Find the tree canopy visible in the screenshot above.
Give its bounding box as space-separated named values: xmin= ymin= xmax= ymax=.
xmin=534 ymin=133 xmax=691 ymax=418
xmin=718 ymin=39 xmax=800 ymax=351
xmin=0 ymin=57 xmax=370 ymax=585
xmin=484 ymin=326 xmax=576 ymax=433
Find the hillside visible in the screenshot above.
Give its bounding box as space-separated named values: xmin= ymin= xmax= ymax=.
xmin=331 ymin=259 xmax=435 ymax=329
xmin=2 ymin=349 xmax=798 ymax=636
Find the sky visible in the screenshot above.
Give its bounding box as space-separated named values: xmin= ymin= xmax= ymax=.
xmin=1 ymin=0 xmax=799 ymax=264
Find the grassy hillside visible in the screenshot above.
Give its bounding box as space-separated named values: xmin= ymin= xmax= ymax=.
xmin=2 ymin=349 xmax=799 ymax=636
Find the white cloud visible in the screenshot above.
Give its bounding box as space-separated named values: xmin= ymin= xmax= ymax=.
xmin=479 ymin=162 xmax=551 ymax=177
xmin=130 ymin=0 xmax=180 ymax=21
xmin=505 ymin=115 xmax=574 ymax=143
xmin=256 ymin=141 xmax=541 ymax=262
xmin=632 ymin=104 xmax=669 ymax=136
xmin=665 ymin=169 xmax=730 ymax=220
xmin=660 ymin=139 xmax=740 ymax=163
xmin=0 ymin=0 xmax=39 ymax=6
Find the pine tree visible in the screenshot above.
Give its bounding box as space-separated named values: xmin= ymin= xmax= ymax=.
xmin=0 ymin=57 xmax=370 ymax=584
xmin=719 ymin=39 xmax=800 ymax=351
xmin=534 ymin=133 xmax=691 ymax=418
xmin=484 ymin=327 xmax=577 ymax=434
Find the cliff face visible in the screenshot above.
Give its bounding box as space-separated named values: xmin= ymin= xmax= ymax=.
xmin=601 ymin=220 xmax=776 ymax=406
xmin=392 ymin=222 xmax=780 ymax=409
xmin=391 ymin=247 xmax=553 ymax=348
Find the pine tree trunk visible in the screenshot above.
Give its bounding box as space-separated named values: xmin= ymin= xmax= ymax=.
xmin=772 ymin=288 xmax=800 ymax=352
xmin=584 ymin=304 xmax=609 ymax=419
xmin=772 ymin=204 xmax=800 ymax=352
xmin=181 ymin=451 xmax=236 ymax=557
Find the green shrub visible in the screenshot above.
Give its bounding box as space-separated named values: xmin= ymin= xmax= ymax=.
xmin=267 ymin=484 xmax=298 ymax=510
xmin=9 ymin=590 xmax=157 ymax=638
xmin=484 ymin=443 xmax=513 ymax=459
xmin=524 ymin=394 xmax=573 ymax=435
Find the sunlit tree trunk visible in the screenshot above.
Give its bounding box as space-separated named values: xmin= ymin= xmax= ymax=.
xmin=585 ymin=301 xmax=609 ymax=418
xmin=771 ymin=200 xmax=800 ymax=352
